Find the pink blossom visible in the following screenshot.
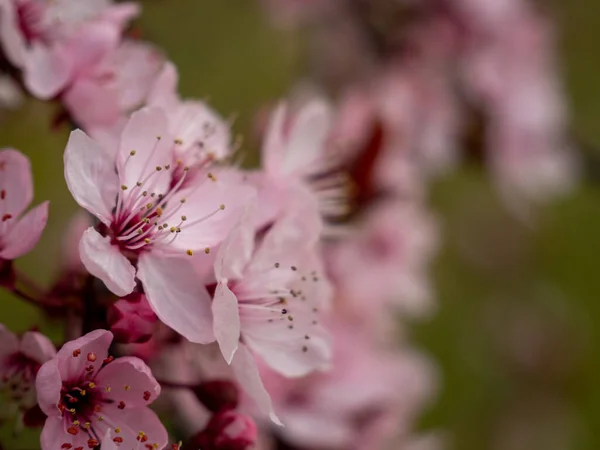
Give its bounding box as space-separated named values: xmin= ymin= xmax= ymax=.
xmin=212 ymin=202 xmax=331 ymax=423
xmin=0 ymin=149 xmax=49 ymax=261
xmin=0 ymin=0 xmax=139 ymax=98
xmin=63 ymin=39 xmax=165 ymax=131
xmin=35 ymin=329 xmax=167 ymax=450
xmin=256 ymin=97 xmax=348 ymax=226
xmin=107 ymin=293 xmax=158 ymax=344
xmin=147 ymin=62 xmax=232 ymax=184
xmin=64 ymin=106 xmax=255 ymax=343
xmin=0 ymin=324 xmax=56 ymax=410
xmin=261 ymin=322 xmax=437 ymax=450
xmin=328 ymin=201 xmax=438 ymax=322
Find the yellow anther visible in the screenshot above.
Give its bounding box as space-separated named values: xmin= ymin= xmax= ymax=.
xmin=130 ymin=150 xmax=136 ymax=156
xmin=219 ymin=204 xmax=225 ymax=210
xmin=115 ymin=428 xmax=121 ymax=434
xmin=124 ymin=385 xmax=131 ymax=391
xmin=186 ymin=250 xmax=193 ymax=256
xmin=121 ymin=185 xmax=128 ymax=191
xmin=204 ymin=247 xmax=210 ymax=254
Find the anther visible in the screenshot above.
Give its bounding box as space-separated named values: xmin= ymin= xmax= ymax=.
xmin=155 ymin=166 xmax=162 ymax=171
xmin=281 ymin=309 xmax=288 ymax=314
xmin=115 ymin=428 xmax=121 ymax=433
xmin=87 ymin=439 xmax=99 ymax=448
xmin=87 ymin=353 xmax=96 ymax=362
xmin=144 ymin=238 xmax=151 ymax=244
xmin=291 ymin=266 xmax=297 ymax=271
xmin=181 ymin=215 xmax=187 ymax=221
xmin=2 ymin=213 xmax=12 ymax=222
xmin=220 ymin=204 xmax=225 ymax=210
xmin=121 ymin=185 xmax=128 ymax=191
xmin=274 ymin=262 xmax=280 ymax=268
xmin=180 ymin=198 xmax=186 ymax=203
xmin=143 ymin=391 xmax=151 ymax=401
xmin=118 ymin=401 xmax=126 ymax=409
xmin=113 ymin=437 xmax=123 ymax=444
xmin=204 ymin=247 xmax=210 ymax=254
xmin=124 ymin=385 xmax=131 ymax=391
xmin=67 ymin=426 xmax=79 ymax=435
xmin=186 ymin=250 xmax=193 ymax=256
xmin=130 ymin=150 xmax=136 ymax=156
xmin=302 ymin=346 xmax=308 ymax=352
xmin=72 ymin=349 xmax=81 ymax=357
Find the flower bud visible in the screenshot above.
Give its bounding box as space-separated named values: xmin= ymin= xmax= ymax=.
xmin=107 ymin=293 xmax=158 ymax=343
xmin=188 ymin=409 xmax=257 ymax=450
xmin=192 ymin=380 xmax=239 ymax=413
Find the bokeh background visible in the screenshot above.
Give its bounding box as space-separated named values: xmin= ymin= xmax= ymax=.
xmin=1 ymin=1 xmax=599 ymax=449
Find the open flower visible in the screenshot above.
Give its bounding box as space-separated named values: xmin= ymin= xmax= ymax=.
xmin=36 ymin=329 xmax=167 ymax=450
xmin=212 ymin=201 xmax=332 ymax=422
xmin=64 ymin=106 xmax=255 ymax=343
xmin=0 ymin=0 xmax=139 ymax=98
xmin=0 ymin=324 xmax=56 ymax=412
xmin=0 ymin=149 xmax=49 ymax=261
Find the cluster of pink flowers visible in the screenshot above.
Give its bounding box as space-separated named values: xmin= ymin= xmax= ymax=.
xmin=0 ymin=0 xmax=575 ymax=449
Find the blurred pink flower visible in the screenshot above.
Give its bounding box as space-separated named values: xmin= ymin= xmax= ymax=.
xmin=0 ymin=148 xmax=49 ymax=261
xmin=0 ymin=324 xmax=55 ymax=410
xmin=64 ymin=106 xmax=255 ymax=343
xmin=107 ymin=293 xmax=158 ymax=344
xmin=328 ymin=200 xmax=438 ymax=322
xmin=213 ymin=203 xmax=331 ymax=423
xmin=35 ymin=329 xmax=167 ymax=450
xmin=0 ymin=0 xmax=139 ymax=98
xmin=63 ymin=39 xmax=165 ymax=131
xmin=255 ymin=97 xmax=349 ymax=226
xmin=261 ymin=321 xmax=437 ymax=450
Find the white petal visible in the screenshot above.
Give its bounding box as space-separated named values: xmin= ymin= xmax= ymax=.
xmin=79 ymin=228 xmax=136 ymax=296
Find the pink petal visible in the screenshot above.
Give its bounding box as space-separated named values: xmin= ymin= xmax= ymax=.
xmin=147 ymin=61 xmax=179 ymax=108
xmin=95 ymin=356 xmax=160 ymax=407
xmin=0 ymin=0 xmax=27 ymax=67
xmin=170 ymin=179 xmax=256 ymax=252
xmin=23 ymin=43 xmax=72 ymax=99
xmin=63 ymin=78 xmax=121 ymax=130
xmin=100 ymin=2 xmax=141 ymax=28
xmin=282 ymin=99 xmax=333 ymax=176
xmin=137 ymin=253 xmax=215 ymax=344
xmin=230 ymin=343 xmax=282 ymax=425
xmin=20 ymin=331 xmax=56 ymax=364
xmin=66 ymin=21 xmax=120 ymax=75
xmin=213 ymin=282 xmax=240 ymax=364
xmin=0 ymin=201 xmax=49 ymax=260
xmin=263 ymin=103 xmax=287 ymax=174
xmin=242 ymin=301 xmax=331 ymax=378
xmin=56 ymin=329 xmax=112 ymax=379
xmin=214 ymin=209 xmax=255 ymax=281
xmin=35 ymin=359 xmax=62 ymax=417
xmin=79 ymin=228 xmax=136 ymax=296
xmin=64 ymin=129 xmax=119 ymax=225
xmin=40 ymin=416 xmax=88 ymax=450
xmin=0 ymin=324 xmax=19 ymax=369
xmin=96 ymin=404 xmax=168 ymax=449
xmin=116 ymin=107 xmax=172 ymax=193
xmin=0 ymin=148 xmax=33 ymax=218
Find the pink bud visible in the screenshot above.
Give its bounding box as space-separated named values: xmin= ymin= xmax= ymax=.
xmin=192 ymin=380 xmax=239 ymax=413
xmin=189 ymin=409 xmax=257 ymax=450
xmin=107 ymin=293 xmax=158 ymax=343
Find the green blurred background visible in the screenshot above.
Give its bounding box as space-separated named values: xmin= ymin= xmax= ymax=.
xmin=1 ymin=1 xmax=599 ymax=449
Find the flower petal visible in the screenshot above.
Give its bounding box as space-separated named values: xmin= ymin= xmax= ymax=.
xmin=79 ymin=228 xmax=136 ymax=296
xmin=117 ymin=106 xmax=172 ymax=193
xmin=20 ymin=331 xmax=56 ymax=364
xmin=138 ymin=253 xmax=215 ymax=344
xmin=263 ymin=102 xmax=287 ymax=174
xmin=213 ymin=282 xmax=240 ymax=364
xmin=230 ymin=343 xmax=282 ymax=425
xmin=35 ymin=359 xmax=62 ymax=417
xmin=95 ymin=404 xmax=168 ymax=450
xmin=0 ymin=148 xmax=33 ymax=218
xmin=0 ymin=0 xmax=27 ymax=67
xmin=56 ymin=329 xmax=112 ymax=380
xmin=169 ymin=179 xmax=256 ymax=252
xmin=147 ymin=61 xmax=179 ymax=107
xmin=63 ymin=78 xmax=121 ymax=130
xmin=282 ymin=99 xmax=333 ymax=176
xmin=23 ymin=43 xmax=72 ymax=99
xmin=40 ymin=416 xmax=88 ymax=450
xmin=214 ymin=208 xmax=255 ymax=281
xmin=0 ymin=201 xmax=49 ymax=260
xmin=64 ymin=129 xmax=119 ymax=225
xmin=95 ymin=356 xmax=160 ymax=407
